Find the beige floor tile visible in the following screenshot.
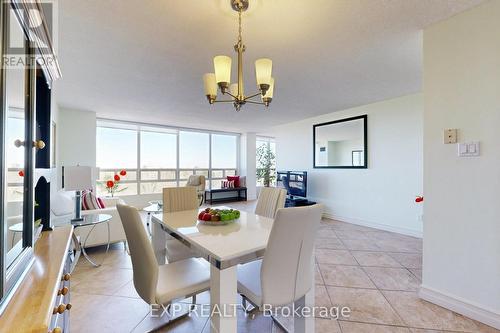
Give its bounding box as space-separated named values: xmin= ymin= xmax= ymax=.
xmin=351 ymin=251 xmax=402 ymax=267
xmin=334 ymin=229 xmax=371 ymax=240
xmin=339 ymin=321 xmax=411 ymax=332
xmin=326 ymin=286 xmax=403 ymax=325
xmin=375 ymin=239 xmax=422 ymax=253
xmin=409 ymin=268 xmax=422 ymax=281
xmin=144 ymin=305 xmax=209 ymax=333
xmin=383 ymin=290 xmax=498 ymax=332
xmin=272 ymin=315 xmax=342 ymax=333
xmin=389 ymin=253 xmax=423 ymax=269
xmin=315 ymin=249 xmax=358 ymax=265
xmin=317 ymin=227 xmax=339 ymax=239
xmin=113 ymin=280 xmax=140 ymax=299
xmin=72 ymin=265 xmax=133 ymax=296
xmin=316 ymin=284 xmax=333 ymax=309
xmin=316 ymin=265 xmax=325 ymax=285
xmin=315 ymin=237 xmax=346 ymax=250
xmin=363 ymin=267 xmax=420 ymax=291
xmin=319 ymin=264 xmax=376 ymax=289
xmin=70 ymin=292 xmax=149 ymax=333
xmin=315 ymin=318 xmax=342 ymax=333
xmin=77 ymin=245 xmax=132 ymax=269
xmin=341 ymin=238 xmax=382 ymax=251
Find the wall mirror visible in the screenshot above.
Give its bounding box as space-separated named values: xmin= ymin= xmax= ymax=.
xmin=313 ymin=115 xmax=368 ymax=168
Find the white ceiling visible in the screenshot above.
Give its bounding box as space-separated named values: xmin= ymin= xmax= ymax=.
xmin=57 ymin=0 xmax=484 ymax=133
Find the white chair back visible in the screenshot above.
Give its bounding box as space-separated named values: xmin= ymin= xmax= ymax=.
xmin=261 ymin=204 xmax=322 ymax=306
xmin=162 ymin=187 xmax=199 ymax=262
xmin=163 ymin=187 xmax=199 ymax=213
xmin=255 ymin=187 xmax=287 ymax=219
xmin=116 ymin=204 xmax=158 ymax=304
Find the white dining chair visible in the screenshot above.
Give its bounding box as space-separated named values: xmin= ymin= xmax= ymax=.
xmin=254 ymin=187 xmax=287 ymax=219
xmin=163 ymin=187 xmax=199 ymax=262
xmin=116 ymin=204 xmax=209 ymax=330
xmin=237 ymin=204 xmax=323 ymax=331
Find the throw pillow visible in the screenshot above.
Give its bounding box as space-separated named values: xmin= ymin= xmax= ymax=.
xmin=227 ymin=176 xmax=240 ymax=187
xmin=81 ymin=190 xmax=103 ymax=210
xmin=221 ymin=180 xmax=235 ymax=188
xmin=97 ymin=197 xmax=106 ymax=209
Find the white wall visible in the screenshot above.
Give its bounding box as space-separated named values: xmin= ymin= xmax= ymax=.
xmin=58 ymin=108 xmax=96 ymax=168
xmin=271 ymin=93 xmax=423 ymax=236
xmin=240 ymin=133 xmax=257 ymax=200
xmin=420 ymin=1 xmax=500 ymax=328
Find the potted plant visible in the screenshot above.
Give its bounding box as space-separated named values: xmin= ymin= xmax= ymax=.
xmin=99 ymin=170 xmax=128 ymax=197
xmin=256 ymin=144 xmax=276 ymax=187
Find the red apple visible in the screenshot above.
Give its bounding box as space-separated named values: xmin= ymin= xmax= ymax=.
xmin=198 ymin=212 xmax=205 ymax=220
xmin=203 ymin=213 xmax=211 ymax=221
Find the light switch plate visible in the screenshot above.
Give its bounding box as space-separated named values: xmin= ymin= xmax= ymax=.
xmin=444 ymin=129 xmax=457 ymax=144
xmin=458 ymin=141 xmax=480 ymax=157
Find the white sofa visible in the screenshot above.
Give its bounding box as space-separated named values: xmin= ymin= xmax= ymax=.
xmin=51 ymin=191 xmax=127 ymax=248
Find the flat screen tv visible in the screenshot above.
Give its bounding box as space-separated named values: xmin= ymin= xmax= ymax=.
xmin=277 ymin=171 xmax=307 ymax=198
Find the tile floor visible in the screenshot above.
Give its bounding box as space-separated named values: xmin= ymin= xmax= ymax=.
xmin=69 ymin=201 xmax=499 ymax=333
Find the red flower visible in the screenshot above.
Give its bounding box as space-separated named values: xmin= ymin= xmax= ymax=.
xmin=114 ymin=175 xmax=121 ymax=182
xmin=119 ymin=170 xmax=127 ymax=176
xmin=106 ymin=180 xmax=115 ymax=188
xmin=415 ymin=196 xmax=424 ymax=203
xmin=18 ymin=170 xmax=24 ymax=177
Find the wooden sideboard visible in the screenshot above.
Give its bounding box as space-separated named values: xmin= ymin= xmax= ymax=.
xmin=0 ymin=226 xmax=73 ymax=333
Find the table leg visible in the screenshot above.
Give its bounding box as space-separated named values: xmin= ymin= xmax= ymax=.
xmin=210 ymin=265 xmax=237 ymax=333
xmin=151 ymin=220 xmax=167 ymax=265
xmin=81 ymin=223 xmax=110 ymax=267
xmin=70 ymin=232 xmax=81 ymax=273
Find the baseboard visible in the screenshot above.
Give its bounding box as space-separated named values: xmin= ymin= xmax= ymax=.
xmin=323 ymin=212 xmax=423 ymax=238
xmin=419 ymin=285 xmax=500 ymax=330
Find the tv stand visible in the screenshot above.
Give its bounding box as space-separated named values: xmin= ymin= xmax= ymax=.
xmin=285 ymin=197 xmax=316 ymax=208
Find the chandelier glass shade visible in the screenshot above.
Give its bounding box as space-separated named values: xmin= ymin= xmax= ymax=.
xmin=203 ymin=0 xmax=274 ymax=111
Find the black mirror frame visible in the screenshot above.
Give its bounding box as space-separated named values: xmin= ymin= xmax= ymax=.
xmin=313 ymin=115 xmax=368 ymax=169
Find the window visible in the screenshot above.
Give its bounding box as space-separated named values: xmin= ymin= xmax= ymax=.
xmin=96 ymin=121 xmax=239 ymax=195
xmin=179 ymin=131 xmax=209 ymax=169
xmin=140 ymin=129 xmax=177 ymax=169
xmin=256 ymin=137 xmax=276 ymax=187
xmin=97 ymin=127 xmax=137 ymax=169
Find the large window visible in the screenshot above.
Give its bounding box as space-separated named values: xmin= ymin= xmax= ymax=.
xmin=256 ymin=137 xmax=276 ymax=187
xmin=96 ymin=121 xmax=239 ymax=195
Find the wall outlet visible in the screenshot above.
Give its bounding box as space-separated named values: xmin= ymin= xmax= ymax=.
xmin=444 ymin=129 xmax=457 ymax=144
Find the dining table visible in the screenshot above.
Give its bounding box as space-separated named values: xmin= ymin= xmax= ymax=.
xmin=151 ymin=206 xmax=315 ymax=333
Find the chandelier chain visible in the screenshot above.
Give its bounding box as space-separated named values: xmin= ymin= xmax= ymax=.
xmin=237 ymin=8 xmax=242 ymax=46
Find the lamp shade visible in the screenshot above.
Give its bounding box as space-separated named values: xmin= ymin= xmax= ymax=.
xmin=255 ymin=58 xmax=272 ymax=86
xmin=263 ymin=77 xmax=274 ymax=99
xmin=229 ymin=83 xmax=239 ymax=97
xmin=214 ymin=55 xmax=232 ymax=84
xmin=63 ymin=166 xmax=95 ymax=190
xmin=203 ymin=73 xmax=217 ymax=96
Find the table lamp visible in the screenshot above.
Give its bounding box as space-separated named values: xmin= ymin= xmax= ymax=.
xmin=63 ymin=166 xmax=95 ymax=221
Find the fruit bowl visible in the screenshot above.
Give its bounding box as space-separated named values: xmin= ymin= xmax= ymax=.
xmin=197 ymin=208 xmax=240 ymax=226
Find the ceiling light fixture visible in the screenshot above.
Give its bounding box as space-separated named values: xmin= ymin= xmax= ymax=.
xmin=203 ymin=0 xmax=274 ymax=112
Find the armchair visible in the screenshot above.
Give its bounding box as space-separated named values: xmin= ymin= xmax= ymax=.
xmin=186 ymin=175 xmax=206 ymax=206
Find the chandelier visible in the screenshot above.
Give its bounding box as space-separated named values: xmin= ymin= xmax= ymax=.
xmin=203 ymin=0 xmax=274 ymax=112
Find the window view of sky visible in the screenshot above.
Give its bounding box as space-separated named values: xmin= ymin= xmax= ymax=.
xmin=6 ymin=117 xmax=24 ymax=168
xmin=97 ymin=127 xmax=137 ymax=168
xmin=97 ymin=126 xmax=238 ymax=171
xmin=179 ymin=131 xmax=209 ymax=169
xmin=211 ymin=134 xmax=237 ymax=168
xmin=141 ymin=131 xmax=176 ymax=168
